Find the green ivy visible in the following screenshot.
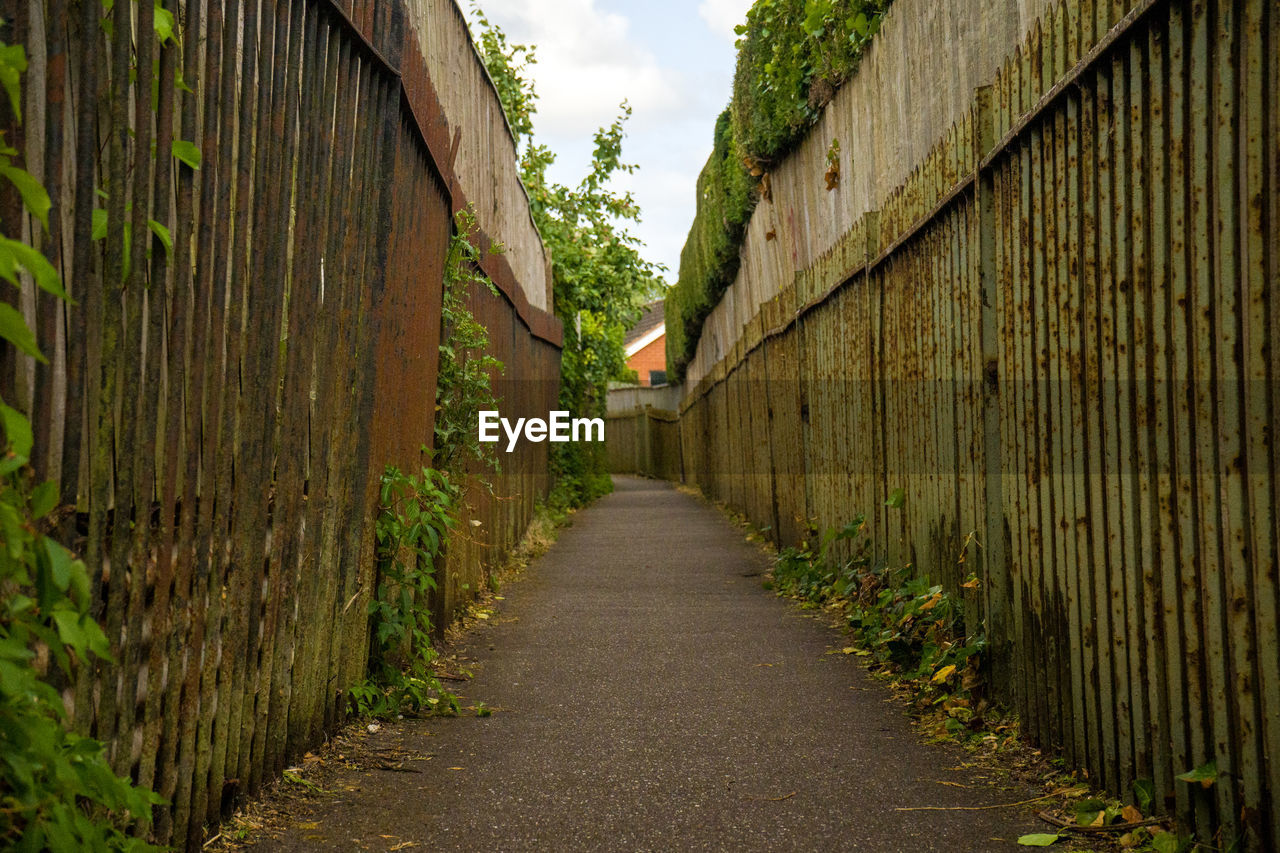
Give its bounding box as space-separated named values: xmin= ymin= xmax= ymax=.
xmin=665 ymin=0 xmax=893 ymax=381
xmin=350 ymin=464 xmax=460 ymax=719
xmin=731 ymin=0 xmax=890 ymax=165
xmin=664 ymin=110 xmax=758 ymax=382
xmin=354 ymin=210 xmax=504 ymax=718
xmin=434 ymin=207 xmax=503 ymax=481
xmin=0 ymin=32 xmax=166 ymax=852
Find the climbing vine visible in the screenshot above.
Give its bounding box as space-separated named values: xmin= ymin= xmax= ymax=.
xmin=355 ymin=209 xmax=502 ymax=718
xmin=434 ymin=207 xmax=503 ymax=481
xmin=0 ymin=30 xmax=166 ymax=852
xmin=351 ymin=463 xmax=461 ymax=719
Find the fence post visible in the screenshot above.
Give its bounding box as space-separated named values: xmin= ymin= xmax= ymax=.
xmin=973 ymin=84 xmax=1011 ymax=701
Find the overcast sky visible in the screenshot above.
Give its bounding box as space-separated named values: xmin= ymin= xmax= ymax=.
xmin=464 ymin=0 xmax=755 ymax=283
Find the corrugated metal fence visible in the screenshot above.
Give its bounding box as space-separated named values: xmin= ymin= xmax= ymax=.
xmin=0 ymin=0 xmax=561 ymax=847
xmin=648 ymin=0 xmax=1277 ymax=846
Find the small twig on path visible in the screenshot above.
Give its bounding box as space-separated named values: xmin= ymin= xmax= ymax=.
xmin=202 ymin=833 xmax=222 ymax=849
xmin=432 ymin=671 xmax=471 ymax=682
xmin=1037 ymin=811 xmax=1168 ymax=834
xmin=742 ymin=791 xmax=796 ymax=802
xmin=894 ymin=792 xmax=1056 ymax=812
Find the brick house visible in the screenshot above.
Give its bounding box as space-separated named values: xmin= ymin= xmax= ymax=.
xmin=623 ymin=300 xmax=667 ymax=387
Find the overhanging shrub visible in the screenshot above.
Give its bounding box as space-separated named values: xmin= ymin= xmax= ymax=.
xmin=666 ymin=0 xmax=893 ymax=380
xmin=665 ymin=110 xmax=758 ymax=382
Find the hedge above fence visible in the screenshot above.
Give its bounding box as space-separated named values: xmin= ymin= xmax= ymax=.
xmin=666 ymin=0 xmax=892 ymax=381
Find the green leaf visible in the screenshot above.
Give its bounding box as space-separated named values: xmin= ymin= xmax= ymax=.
xmin=92 ymin=208 xmax=107 ymax=240
xmin=82 ymin=616 xmax=112 ymax=660
xmin=0 ymin=165 xmax=51 ymax=231
xmin=68 ymin=558 xmax=91 ymax=610
xmin=0 ymin=301 xmax=44 ymax=362
xmin=52 ymin=608 xmax=88 ymax=655
xmin=30 ymin=478 xmax=58 ymax=518
xmin=1175 ymin=760 xmax=1218 ymax=787
xmin=43 ymin=538 xmax=75 ymax=591
xmin=1150 ymin=832 xmax=1179 ymax=853
xmin=148 ymin=218 xmax=172 ymax=256
xmin=0 ymin=43 xmax=27 ymax=121
xmin=172 ymin=139 xmax=202 ymax=170
xmin=1016 ymin=834 xmax=1061 ymax=847
xmin=0 ymin=500 xmax=25 ymax=558
xmin=0 ymin=400 xmax=33 ymax=460
xmin=1133 ymin=777 xmax=1155 ymax=814
xmin=2 ymin=237 xmax=70 ymax=300
xmin=153 ymin=3 xmax=176 ymax=43
xmin=884 ymin=487 xmax=906 ymax=509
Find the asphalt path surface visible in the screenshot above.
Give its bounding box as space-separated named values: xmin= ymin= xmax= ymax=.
xmin=249 ymin=476 xmax=1043 ymax=851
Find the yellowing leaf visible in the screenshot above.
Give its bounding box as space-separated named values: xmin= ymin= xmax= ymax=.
xmin=841 ymin=647 xmax=856 ymax=655
xmin=931 ymin=664 xmax=956 ymax=684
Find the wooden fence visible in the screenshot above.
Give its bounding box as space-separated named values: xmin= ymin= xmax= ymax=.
xmin=605 ymin=406 xmax=681 ymax=482
xmin=0 ymin=0 xmax=561 ymax=847
xmin=643 ymin=0 xmax=1277 ymax=846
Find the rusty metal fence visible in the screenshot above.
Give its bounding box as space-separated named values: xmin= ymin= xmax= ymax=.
xmin=0 ymin=0 xmax=561 ymax=847
xmin=658 ymin=0 xmax=1277 ymax=845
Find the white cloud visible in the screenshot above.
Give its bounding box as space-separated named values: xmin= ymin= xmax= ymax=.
xmin=468 ymin=0 xmax=689 ymax=137
xmin=697 ymin=0 xmax=754 ymax=43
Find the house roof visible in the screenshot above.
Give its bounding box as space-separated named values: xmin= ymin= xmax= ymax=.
xmin=624 ymin=300 xmax=665 ymax=349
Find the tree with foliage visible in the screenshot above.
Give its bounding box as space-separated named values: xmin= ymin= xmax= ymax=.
xmin=472 ymin=6 xmax=663 ymax=506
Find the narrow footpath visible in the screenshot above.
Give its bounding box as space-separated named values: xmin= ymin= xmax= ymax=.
xmin=248 ymin=477 xmax=1043 ymax=851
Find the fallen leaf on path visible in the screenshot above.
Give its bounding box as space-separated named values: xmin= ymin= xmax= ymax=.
xmin=1017 ymin=833 xmax=1061 ymax=847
